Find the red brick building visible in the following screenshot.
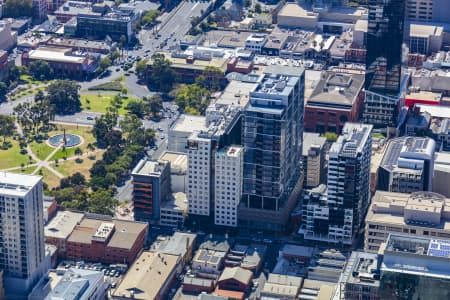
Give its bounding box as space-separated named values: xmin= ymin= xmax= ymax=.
xmin=215 ymin=267 xmax=253 ymax=300
xmin=305 ymin=71 xmax=365 ymax=134
xmin=65 ymin=217 xmax=148 ymax=264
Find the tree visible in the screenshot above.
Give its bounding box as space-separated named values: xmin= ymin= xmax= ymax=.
xmin=126 ymin=99 xmax=147 ymax=118
xmin=28 ymin=60 xmax=53 ymax=81
xmin=145 ymin=95 xmax=163 ymax=117
xmin=110 ymin=50 xmax=120 ymax=62
xmin=98 ymin=57 xmax=112 ymax=72
xmin=74 ymin=147 xmax=83 ymax=162
xmin=3 ymin=0 xmax=33 ymax=18
xmin=254 ymin=3 xmax=262 ymax=14
xmin=88 ymin=189 xmax=118 ymax=215
xmin=46 ymin=80 xmax=81 ymax=115
xmin=141 ymin=9 xmax=160 ymax=26
xmin=34 ymin=90 xmax=45 ymax=102
xmin=149 ymin=53 xmax=175 ymax=93
xmin=0 ymin=115 xmax=15 ymax=143
xmin=135 ymin=59 xmax=148 ymax=78
xmin=323 ymin=132 xmax=338 ymax=142
xmin=174 ymin=83 xmax=211 ymax=114
xmin=93 ymin=110 xmax=118 ymax=148
xmin=244 ymin=0 xmax=251 ymax=8
xmin=195 ymin=66 xmax=224 ymax=92
xmin=0 ymin=82 xmax=7 ymax=103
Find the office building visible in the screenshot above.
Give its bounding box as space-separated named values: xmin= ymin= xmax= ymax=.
xmin=433 ymin=151 xmax=450 ymax=197
xmin=239 ymin=65 xmax=305 ymax=231
xmin=378 ymin=234 xmax=450 ymax=299
xmin=214 ymin=146 xmax=243 ymax=227
xmin=365 ymin=190 xmax=450 ymax=251
xmin=377 ymin=136 xmax=435 ymax=193
xmin=21 ymin=46 xmax=98 ymax=79
xmin=302 ymin=133 xmax=327 ymax=188
xmin=337 ymin=251 xmax=380 ymax=300
xmin=112 ymin=251 xmax=180 ymax=300
xmin=364 ymin=0 xmax=405 ymax=128
xmin=169 ymin=115 xmax=207 ymax=153
xmin=0 ymin=173 xmax=47 ymax=297
xmin=301 ymin=123 xmax=373 ymax=244
xmin=305 ymin=71 xmax=365 ymax=134
xmin=28 ymin=268 xmax=108 ymax=300
xmin=406 ymin=0 xmax=450 ymax=23
xmin=159 ymin=151 xmax=188 ymax=193
xmin=132 ymin=159 xmax=171 ymax=222
xmin=65 ymin=217 xmax=148 ymax=264
xmin=159 ymin=192 xmax=188 ymax=228
xmin=409 ymin=24 xmax=443 ymax=55
xmin=33 ymin=0 xmax=47 ymax=21
xmin=76 ymin=6 xmax=138 ymax=42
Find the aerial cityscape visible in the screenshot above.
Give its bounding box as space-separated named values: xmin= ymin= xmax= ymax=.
xmin=0 ymin=0 xmax=450 ymax=299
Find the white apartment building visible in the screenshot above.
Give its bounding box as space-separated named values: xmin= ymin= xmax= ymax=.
xmin=214 ymin=146 xmax=243 ymax=227
xmin=365 ymin=190 xmax=450 ymax=252
xmin=245 ymin=34 xmax=267 ymax=54
xmin=187 ymin=132 xmax=213 ymax=216
xmin=0 ymin=172 xmax=46 ymax=297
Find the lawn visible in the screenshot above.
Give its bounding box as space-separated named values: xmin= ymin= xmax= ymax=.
xmin=38 ymin=167 xmax=62 ymax=190
xmin=0 ymin=139 xmax=34 ymax=170
xmin=10 ymin=165 xmax=37 ymax=175
xmin=30 ymin=140 xmax=55 ymax=161
xmin=54 ymin=152 xmax=103 ymax=179
xmin=80 ymin=94 xmax=138 ymax=114
xmin=29 ymin=125 xmax=97 ymax=161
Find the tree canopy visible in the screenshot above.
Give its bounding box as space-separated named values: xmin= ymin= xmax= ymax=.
xmin=28 ymin=60 xmax=54 ymax=81
xmin=46 ymin=80 xmax=81 ymax=115
xmin=174 ymin=83 xmax=211 ymax=115
xmin=148 ymin=53 xmax=175 ymax=93
xmin=141 ymin=9 xmax=160 ymax=25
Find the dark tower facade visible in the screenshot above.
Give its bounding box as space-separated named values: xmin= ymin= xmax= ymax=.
xmin=363 ymin=0 xmax=406 ymax=127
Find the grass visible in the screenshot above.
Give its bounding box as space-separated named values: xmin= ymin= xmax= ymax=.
xmin=29 ymin=125 xmax=97 ymax=161
xmin=38 ymin=167 xmax=61 ymax=190
xmin=30 ymin=140 xmax=55 ymax=161
xmin=0 ymin=139 xmax=34 ymax=170
xmin=10 ymin=165 xmax=37 ymax=175
xmin=19 ymin=75 xmax=43 ymax=85
xmin=54 ymin=153 xmax=103 ymax=179
xmin=80 ymin=94 xmax=138 ymax=114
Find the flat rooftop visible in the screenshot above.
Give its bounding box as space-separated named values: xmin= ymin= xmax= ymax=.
xmin=0 ymin=172 xmax=41 ymax=196
xmin=278 ymin=3 xmax=318 ymax=19
xmin=406 ymin=91 xmax=442 ymax=102
xmin=132 ymin=159 xmax=168 ymax=177
xmin=67 ymin=217 xmax=147 ymax=250
xmin=159 ymin=151 xmax=188 ymax=171
xmin=341 ymin=251 xmax=380 ymax=287
xmin=45 ymin=211 xmax=85 ymax=240
xmin=27 ymin=47 xmax=86 ymax=64
xmin=171 ymin=115 xmax=207 ymax=133
xmin=410 ymin=24 xmax=444 ymax=37
xmin=161 ymin=192 xmax=188 ymax=211
xmin=113 ymin=251 xmax=179 ymax=299
xmin=215 ymin=80 xmax=256 ymax=108
xmin=303 ymin=132 xmax=326 ymax=156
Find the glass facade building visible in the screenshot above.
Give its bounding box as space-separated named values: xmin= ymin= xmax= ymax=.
xmin=364 ymin=0 xmax=406 ymax=127
xmin=239 ymin=66 xmax=304 ymax=231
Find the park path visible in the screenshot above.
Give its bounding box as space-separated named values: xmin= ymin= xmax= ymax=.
xmin=31 ymin=144 xmax=65 ymax=178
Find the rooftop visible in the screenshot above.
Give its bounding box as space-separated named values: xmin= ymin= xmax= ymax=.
xmin=308 ymin=72 xmax=365 ymax=108
xmin=410 ymin=24 xmax=444 ymax=38
xmin=380 ymin=136 xmax=435 ymax=172
xmin=278 ymin=3 xmax=318 ymax=19
xmin=67 ymin=217 xmax=147 ymax=250
xmin=150 ymin=51 xmax=228 ymax=72
xmin=302 ymin=133 xmax=327 ymax=156
xmin=219 ymin=267 xmax=252 ymax=285
xmin=216 ymin=146 xmax=243 ymax=158
xmin=27 ymin=47 xmax=87 ymax=64
xmin=215 ymin=80 xmax=256 ymax=108
xmin=151 ymin=231 xmax=196 ymax=257
xmin=46 ymin=37 xmax=110 ymax=52
xmin=261 ymin=273 xmax=302 ymax=298
xmin=132 ymin=159 xmax=169 ymax=177
xmin=340 ymin=251 xmax=380 ymax=287
xmin=159 ymin=151 xmax=188 ymax=172
xmin=329 ymin=123 xmax=372 ymax=158
xmin=171 ymin=115 xmax=207 ymax=133
xmin=367 ymin=191 xmax=450 ymax=229
xmin=160 ymin=192 xmax=188 ymax=212
xmin=415 ymin=104 xmax=450 ymax=119
xmin=45 ymin=211 xmax=85 ymax=240
xmin=29 ymin=268 xmax=106 ymax=300
xmin=113 ymin=251 xmax=180 ymax=299
xmin=0 ymin=172 xmax=41 ymax=196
